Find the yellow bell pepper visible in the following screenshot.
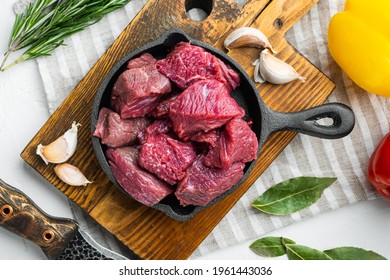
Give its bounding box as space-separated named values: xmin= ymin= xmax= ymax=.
xmin=328 ymin=0 xmax=390 ymax=97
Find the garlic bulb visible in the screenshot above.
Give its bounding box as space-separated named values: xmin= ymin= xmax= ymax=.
xmin=54 ymin=163 xmax=92 ymax=186
xmin=224 ymin=26 xmax=277 ymax=53
xmin=253 ymin=49 xmax=306 ymax=84
xmin=36 ymin=121 xmax=81 ymax=164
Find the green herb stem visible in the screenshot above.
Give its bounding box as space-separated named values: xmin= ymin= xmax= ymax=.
xmin=1 ymin=0 xmax=131 ymax=72
xmin=0 ymin=55 xmax=30 ymax=72
xmin=0 ymin=51 xmax=11 ymax=71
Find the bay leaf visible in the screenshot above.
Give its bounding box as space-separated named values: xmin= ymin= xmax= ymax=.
xmin=284 ymin=242 xmax=332 ymax=260
xmin=249 ymin=236 xmax=296 ymax=257
xmin=251 ymin=177 xmax=337 ymax=215
xmin=323 ymin=246 xmax=387 ymax=260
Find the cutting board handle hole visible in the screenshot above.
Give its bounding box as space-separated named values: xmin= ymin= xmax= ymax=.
xmin=185 ymin=0 xmax=213 ymax=22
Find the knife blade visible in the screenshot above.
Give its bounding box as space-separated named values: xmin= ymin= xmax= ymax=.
xmin=0 ymin=178 xmax=127 ymax=260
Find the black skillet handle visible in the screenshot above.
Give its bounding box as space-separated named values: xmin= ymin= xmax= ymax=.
xmin=260 ymin=103 xmax=355 ymax=146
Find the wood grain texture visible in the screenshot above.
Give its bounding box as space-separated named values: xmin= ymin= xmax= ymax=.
xmin=20 ymin=0 xmax=335 ymax=259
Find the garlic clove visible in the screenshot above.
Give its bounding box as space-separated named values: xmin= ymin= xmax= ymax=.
xmin=251 ymin=58 xmax=265 ymax=83
xmin=54 ymin=163 xmax=92 ymax=186
xmin=36 ymin=121 xmax=81 ymax=164
xmin=257 ymin=49 xmax=306 ymax=85
xmin=224 ymin=26 xmax=277 ymax=54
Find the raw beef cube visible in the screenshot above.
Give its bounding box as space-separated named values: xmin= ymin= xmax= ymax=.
xmin=137 ymin=119 xmax=173 ymax=144
xmin=151 ymin=92 xmax=180 ymax=118
xmin=169 ymin=79 xmax=245 ymax=140
xmin=175 ymin=155 xmax=245 ymax=207
xmin=203 ymin=118 xmax=258 ymax=168
xmin=156 ymin=42 xmax=240 ymax=91
xmin=126 ymin=53 xmax=155 ymax=69
xmin=139 ymin=133 xmax=196 ymax=185
xmin=93 ymin=107 xmax=151 ymax=148
xmin=106 ymin=146 xmax=173 ymax=206
xmin=187 ymin=130 xmax=220 ymax=148
xmin=187 ymin=129 xmax=221 ymax=154
xmin=111 ymin=53 xmax=171 ymax=118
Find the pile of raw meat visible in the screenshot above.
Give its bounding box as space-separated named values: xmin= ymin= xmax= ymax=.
xmin=93 ymin=42 xmax=258 ymax=208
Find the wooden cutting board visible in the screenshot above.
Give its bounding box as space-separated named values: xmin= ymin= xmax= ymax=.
xmin=21 ymin=0 xmax=334 ymax=259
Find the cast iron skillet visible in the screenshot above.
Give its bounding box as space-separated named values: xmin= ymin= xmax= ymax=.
xmin=91 ymin=29 xmax=355 ymax=221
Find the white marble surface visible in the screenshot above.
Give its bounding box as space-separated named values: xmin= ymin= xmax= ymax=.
xmin=1 ymin=0 xmax=390 ymax=260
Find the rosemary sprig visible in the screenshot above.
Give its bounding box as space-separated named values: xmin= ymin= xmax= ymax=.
xmin=1 ymin=0 xmax=130 ymax=72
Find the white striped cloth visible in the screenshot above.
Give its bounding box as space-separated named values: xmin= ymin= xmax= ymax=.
xmin=23 ymin=0 xmax=389 ymax=258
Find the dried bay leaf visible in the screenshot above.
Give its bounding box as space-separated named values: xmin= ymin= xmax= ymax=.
xmin=251 ymin=176 xmax=337 ymax=215
xmin=249 ymin=236 xmax=296 ymax=257
xmin=283 ymin=242 xmax=332 ymax=260
xmin=323 ymin=247 xmax=387 ymax=260
xmin=248 ymin=236 xmax=388 ymax=260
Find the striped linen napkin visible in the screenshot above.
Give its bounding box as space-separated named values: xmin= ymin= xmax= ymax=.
xmin=26 ymin=0 xmax=389 ymax=258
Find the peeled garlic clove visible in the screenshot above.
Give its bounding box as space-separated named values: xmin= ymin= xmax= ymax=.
xmin=36 ymin=121 xmax=81 ymax=164
xmin=224 ymin=26 xmax=277 ymax=53
xmin=54 ymin=163 xmax=92 ymax=186
xmin=258 ymin=49 xmax=306 ymax=84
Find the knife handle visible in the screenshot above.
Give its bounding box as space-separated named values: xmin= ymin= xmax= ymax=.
xmin=0 ymin=179 xmax=78 ymax=259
